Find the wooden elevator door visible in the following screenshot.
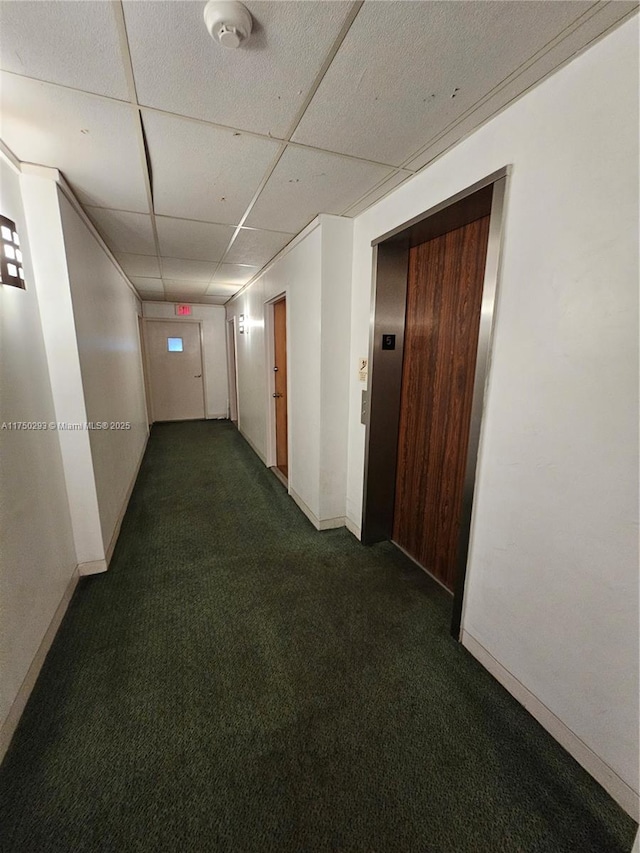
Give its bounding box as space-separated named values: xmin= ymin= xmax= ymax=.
xmin=393 ymin=215 xmax=491 ymax=591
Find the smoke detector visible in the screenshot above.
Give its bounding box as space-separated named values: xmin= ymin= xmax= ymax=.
xmin=204 ymin=0 xmax=252 ymax=49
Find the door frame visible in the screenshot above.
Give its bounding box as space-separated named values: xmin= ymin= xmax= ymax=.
xmin=360 ymin=166 xmax=510 ymax=639
xmin=136 ymin=313 xmax=152 ymax=427
xmin=141 ymin=317 xmax=208 ymax=423
xmin=264 ymin=291 xmax=290 ymax=478
xmin=226 ymin=316 xmax=239 ymax=425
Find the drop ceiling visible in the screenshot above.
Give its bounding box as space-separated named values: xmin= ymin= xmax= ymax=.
xmin=0 ymin=0 xmax=636 ymax=304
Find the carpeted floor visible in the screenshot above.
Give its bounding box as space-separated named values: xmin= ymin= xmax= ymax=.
xmin=0 ymin=421 xmax=636 ymax=852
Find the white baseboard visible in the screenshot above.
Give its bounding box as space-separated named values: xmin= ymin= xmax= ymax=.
xmin=206 ymin=413 xmax=228 ymax=420
xmin=289 ymin=488 xmax=321 ymax=529
xmin=0 ymin=567 xmax=80 ymax=763
xmin=238 ymin=428 xmax=267 ymax=465
xmin=288 ymin=488 xmax=346 ymax=531
xmin=78 ymin=559 xmax=107 ymax=576
xmin=461 ymin=630 xmax=640 ymax=820
xmin=104 ymin=433 xmax=149 ymax=567
xmin=345 ymin=516 xmax=361 ymax=540
xmin=318 ymin=515 xmax=346 ymax=531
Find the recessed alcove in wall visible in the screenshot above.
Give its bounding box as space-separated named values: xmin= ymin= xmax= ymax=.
xmin=361 ymin=167 xmax=509 ymax=638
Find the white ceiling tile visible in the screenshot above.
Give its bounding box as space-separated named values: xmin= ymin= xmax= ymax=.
xmin=156 ymin=217 xmax=234 ymax=262
xmin=115 ymin=253 xmax=161 ymax=278
xmin=341 ymin=170 xmax=413 ymax=217
xmin=197 ymin=295 xmax=230 ymax=305
xmin=164 ymin=279 xmax=210 ymax=292
xmin=86 ymin=208 xmax=155 ymax=255
xmin=207 ymin=282 xmax=243 ymax=298
xmin=292 ymin=1 xmax=593 ymax=166
xmin=245 ymin=146 xmax=392 ymax=233
xmin=224 ymin=228 xmax=294 ymax=266
xmin=161 ymin=258 xmax=216 ymax=282
xmin=0 ymin=1 xmax=129 ymax=100
xmin=142 ymin=109 xmax=281 ymax=225
xmin=211 ymin=264 xmax=260 ymax=286
xmin=0 ymin=74 xmax=148 ymax=211
xmin=124 ymin=1 xmax=353 ymax=137
xmin=129 ymin=276 xmax=164 ymax=292
xmin=404 ymin=1 xmax=640 ymax=172
xmin=165 ymin=293 xmax=210 ymax=304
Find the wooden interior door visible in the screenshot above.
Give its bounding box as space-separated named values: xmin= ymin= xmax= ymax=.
xmin=273 ymin=298 xmax=288 ymax=478
xmin=393 ymin=215 xmax=491 ymax=590
xmin=144 ymin=320 xmax=205 ymax=422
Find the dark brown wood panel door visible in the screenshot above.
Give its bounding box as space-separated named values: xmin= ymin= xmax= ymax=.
xmin=393 ymin=215 xmax=490 ymax=590
xmin=273 ymin=297 xmax=288 ymax=478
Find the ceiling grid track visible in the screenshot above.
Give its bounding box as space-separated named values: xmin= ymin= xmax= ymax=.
xmin=112 ymin=0 xmax=168 ymax=301
xmin=213 ymin=0 xmax=365 ymax=289
xmin=398 ymin=0 xmax=602 ymax=172
xmin=3 ymin=0 xmax=635 ymax=304
xmin=341 ymin=1 xmax=626 ymax=217
xmin=0 ymin=69 xmax=406 ymax=175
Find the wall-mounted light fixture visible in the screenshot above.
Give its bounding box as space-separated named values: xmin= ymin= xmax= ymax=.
xmin=0 ymin=215 xmax=25 ymax=289
xmin=239 ymin=314 xmax=246 ymax=334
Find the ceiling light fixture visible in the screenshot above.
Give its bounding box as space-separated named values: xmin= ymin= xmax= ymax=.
xmin=204 ymin=0 xmax=252 ymax=49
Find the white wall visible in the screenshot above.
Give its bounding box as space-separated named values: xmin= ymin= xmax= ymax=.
xmin=346 ymin=18 xmax=638 ymax=813
xmin=320 ymin=217 xmax=353 ymax=521
xmin=20 ymin=169 xmax=105 ymax=571
xmin=226 ymin=216 xmax=352 ymax=528
xmin=142 ymin=302 xmax=227 ymax=419
xmin=58 ymin=191 xmax=148 ymax=557
xmin=229 ymin=225 xmax=323 ymax=517
xmin=0 ymin=155 xmax=77 ymax=752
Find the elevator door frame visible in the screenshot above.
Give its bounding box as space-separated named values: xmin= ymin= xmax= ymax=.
xmin=361 ymin=167 xmax=509 ymax=639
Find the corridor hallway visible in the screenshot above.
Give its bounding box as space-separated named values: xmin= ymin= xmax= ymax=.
xmin=0 ymin=422 xmax=634 ymax=852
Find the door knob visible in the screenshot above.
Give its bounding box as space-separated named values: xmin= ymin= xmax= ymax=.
xmin=194 ymin=374 xmax=202 ymax=378
xmin=273 ymin=366 xmax=279 ymax=372
xmin=273 ymin=393 xmax=282 ymax=398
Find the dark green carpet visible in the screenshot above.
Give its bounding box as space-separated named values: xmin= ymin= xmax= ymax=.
xmin=0 ymin=421 xmax=635 ymax=852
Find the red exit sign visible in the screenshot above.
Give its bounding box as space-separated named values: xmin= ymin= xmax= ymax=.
xmin=176 ymin=304 xmax=192 ymax=316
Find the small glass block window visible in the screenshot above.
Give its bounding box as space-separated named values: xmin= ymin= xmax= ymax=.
xmin=167 ymin=337 xmax=183 ymax=352
xmin=0 ymin=215 xmax=25 ymax=289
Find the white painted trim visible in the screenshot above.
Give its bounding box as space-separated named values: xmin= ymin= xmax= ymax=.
xmin=264 ymin=290 xmax=288 ymax=470
xmin=78 ymin=559 xmax=107 ymax=576
xmin=54 ymin=174 xmax=141 ymax=302
xmin=345 ymin=516 xmax=362 ymax=540
xmin=227 ymin=214 xmax=352 ymax=308
xmin=20 ymin=161 xmax=60 ymax=181
xmin=288 ymin=496 xmax=343 ymax=531
xmin=264 ymin=297 xmax=277 ymax=468
xmin=141 ymin=317 xmax=207 ymax=423
xmin=197 ymin=319 xmax=210 ymax=421
xmin=104 ymin=432 xmax=149 ymax=566
xmin=226 ymin=218 xmax=321 ymax=305
xmin=0 ymin=567 xmax=80 ymax=762
xmin=18 ymin=162 xmax=142 ymax=305
xmin=136 ymin=314 xmax=152 ymax=427
xmin=226 ymin=316 xmax=239 ymax=423
xmin=289 ymin=488 xmax=321 ymax=530
xmin=0 ymin=139 xmax=21 ymax=173
xmin=238 ymin=427 xmax=267 ymax=465
xmin=462 ymin=631 xmax=640 ymax=820
xmin=318 ymin=516 xmax=346 ymax=531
